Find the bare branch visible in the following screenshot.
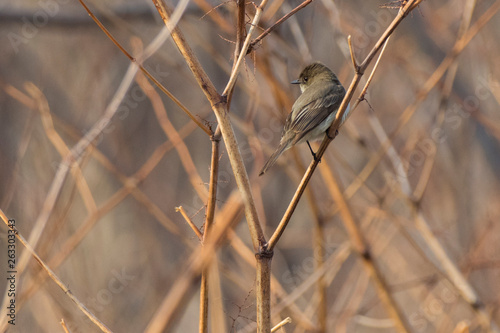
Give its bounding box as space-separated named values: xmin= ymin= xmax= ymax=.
xmin=78 ymin=0 xmax=212 ymax=136
xmin=176 ymin=206 xmax=204 ymax=241
xmin=0 ymin=210 xmax=112 ymax=333
xmin=248 ymin=0 xmax=315 ymax=54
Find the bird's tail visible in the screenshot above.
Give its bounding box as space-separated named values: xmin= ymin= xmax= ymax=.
xmin=259 ymin=140 xmax=290 ymax=176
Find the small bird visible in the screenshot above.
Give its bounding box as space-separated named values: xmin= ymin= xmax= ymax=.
xmin=259 ymin=62 xmax=349 ymax=176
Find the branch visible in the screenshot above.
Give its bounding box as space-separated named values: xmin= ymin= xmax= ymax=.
xmin=176 ymin=206 xmax=204 ymax=241
xmin=265 ymin=2 xmax=422 ymax=331
xmin=0 ymin=210 xmax=112 ymax=333
xmin=199 ymin=136 xmax=220 ymax=333
xmin=152 ymin=0 xmax=220 ymax=107
xmin=78 ymin=0 xmax=212 ymax=136
xmin=247 ymin=0 xmax=315 ymax=54
xmin=133 ymin=61 xmax=210 ymax=202
xmin=152 ymin=0 xmax=266 ymax=252
xmin=343 ymin=0 xmax=500 ymax=200
xmin=222 ymin=0 xmax=271 ymax=96
xmin=145 ymin=192 xmax=243 ymax=332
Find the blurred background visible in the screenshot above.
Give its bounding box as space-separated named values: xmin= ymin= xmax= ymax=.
xmin=1 ymin=0 xmax=500 ymax=332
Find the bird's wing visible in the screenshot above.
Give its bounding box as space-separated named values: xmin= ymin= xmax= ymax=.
xmin=284 ymin=83 xmax=345 ymax=142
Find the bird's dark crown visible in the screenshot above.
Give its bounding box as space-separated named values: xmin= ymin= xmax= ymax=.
xmin=297 ymin=62 xmax=340 ymax=86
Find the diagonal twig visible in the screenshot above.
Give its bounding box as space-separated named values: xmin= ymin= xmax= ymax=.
xmin=0 ymin=210 xmax=112 ymax=333
xmin=248 ymin=0 xmax=315 ymax=54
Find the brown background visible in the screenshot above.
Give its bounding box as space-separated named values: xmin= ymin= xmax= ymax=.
xmin=1 ymin=0 xmax=500 ymax=332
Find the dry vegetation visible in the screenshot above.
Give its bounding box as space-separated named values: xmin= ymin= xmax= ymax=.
xmin=1 ymin=0 xmax=500 ymax=332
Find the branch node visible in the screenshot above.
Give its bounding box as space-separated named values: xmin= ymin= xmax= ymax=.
xmin=211 ymin=131 xmax=222 ymax=142
xmin=360 ymin=247 xmax=372 ymax=260
xmin=257 ymin=245 xmax=274 ymax=259
xmin=471 ymin=300 xmax=484 ymax=310
xmin=326 ymin=129 xmax=338 ymax=140
xmin=219 ymin=94 xmax=228 ymax=105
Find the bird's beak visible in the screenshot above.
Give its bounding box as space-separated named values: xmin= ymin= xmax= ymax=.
xmin=290 ymin=79 xmax=300 ymax=85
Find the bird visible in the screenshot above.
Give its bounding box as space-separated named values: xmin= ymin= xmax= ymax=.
xmin=259 ymin=62 xmax=349 ymax=176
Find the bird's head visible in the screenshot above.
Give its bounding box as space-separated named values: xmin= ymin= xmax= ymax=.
xmin=291 ymin=62 xmax=340 ymax=92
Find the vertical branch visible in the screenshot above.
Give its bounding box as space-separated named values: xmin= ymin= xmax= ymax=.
xmin=228 ymin=2 xmax=274 ymax=331
xmin=222 ymin=0 xmax=270 ymax=96
xmin=226 ymin=0 xmax=247 ymax=107
xmin=199 ymin=137 xmax=220 ymax=333
xmin=152 ymin=2 xmax=273 ymax=330
xmin=235 ymin=0 xmax=246 ymax=68
xmin=313 ymin=216 xmax=327 ymax=333
xmin=145 ymin=193 xmax=243 ymax=333
xmin=199 ymin=0 xmax=245 ymax=327
xmin=256 ymin=252 xmax=273 ymax=333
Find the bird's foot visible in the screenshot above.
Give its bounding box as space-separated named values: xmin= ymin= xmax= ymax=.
xmin=313 ymin=152 xmax=321 ymax=163
xmin=307 ymin=141 xmax=321 ymax=163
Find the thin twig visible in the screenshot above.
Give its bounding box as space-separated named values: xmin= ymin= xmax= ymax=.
xmin=78 ymin=0 xmax=212 ymax=136
xmin=152 ymin=0 xmax=220 ymax=106
xmin=152 ymin=0 xmax=266 ymax=252
xmin=133 ymin=56 xmax=209 ymax=202
xmin=271 ymin=317 xmax=292 ymax=332
xmin=348 ymin=35 xmax=359 ymax=71
xmin=144 ymin=193 xmax=243 ymax=332
xmin=176 ymin=206 xmax=204 ymax=241
xmin=199 ymin=136 xmax=220 ymax=333
xmin=222 ymin=0 xmax=270 ymax=96
xmin=60 ymin=319 xmax=71 ymax=333
xmin=25 ymin=82 xmax=98 ymax=213
xmin=351 ymin=37 xmax=390 ymax=111
xmin=225 ymin=0 xmax=247 ymax=114
xmin=248 ymin=0 xmax=315 ymax=54
xmin=344 ymin=0 xmax=500 ymax=201
xmin=0 ymin=210 xmax=112 ymax=333
xmin=194 ymin=0 xmax=233 ymax=34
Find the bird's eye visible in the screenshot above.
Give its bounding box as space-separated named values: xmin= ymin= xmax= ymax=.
xmin=303 ymin=76 xmax=308 ymax=82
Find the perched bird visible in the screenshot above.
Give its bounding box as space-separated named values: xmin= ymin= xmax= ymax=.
xmin=259 ymin=62 xmax=349 ymax=176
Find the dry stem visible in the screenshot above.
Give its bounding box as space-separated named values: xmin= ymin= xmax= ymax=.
xmin=152 ymin=0 xmax=265 ymax=251
xmin=247 ymin=0 xmax=315 ymax=54
xmin=199 ymin=137 xmax=221 ymax=332
xmin=78 ymin=0 xmax=212 ymax=136
xmin=0 ymin=210 xmax=112 ymax=333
